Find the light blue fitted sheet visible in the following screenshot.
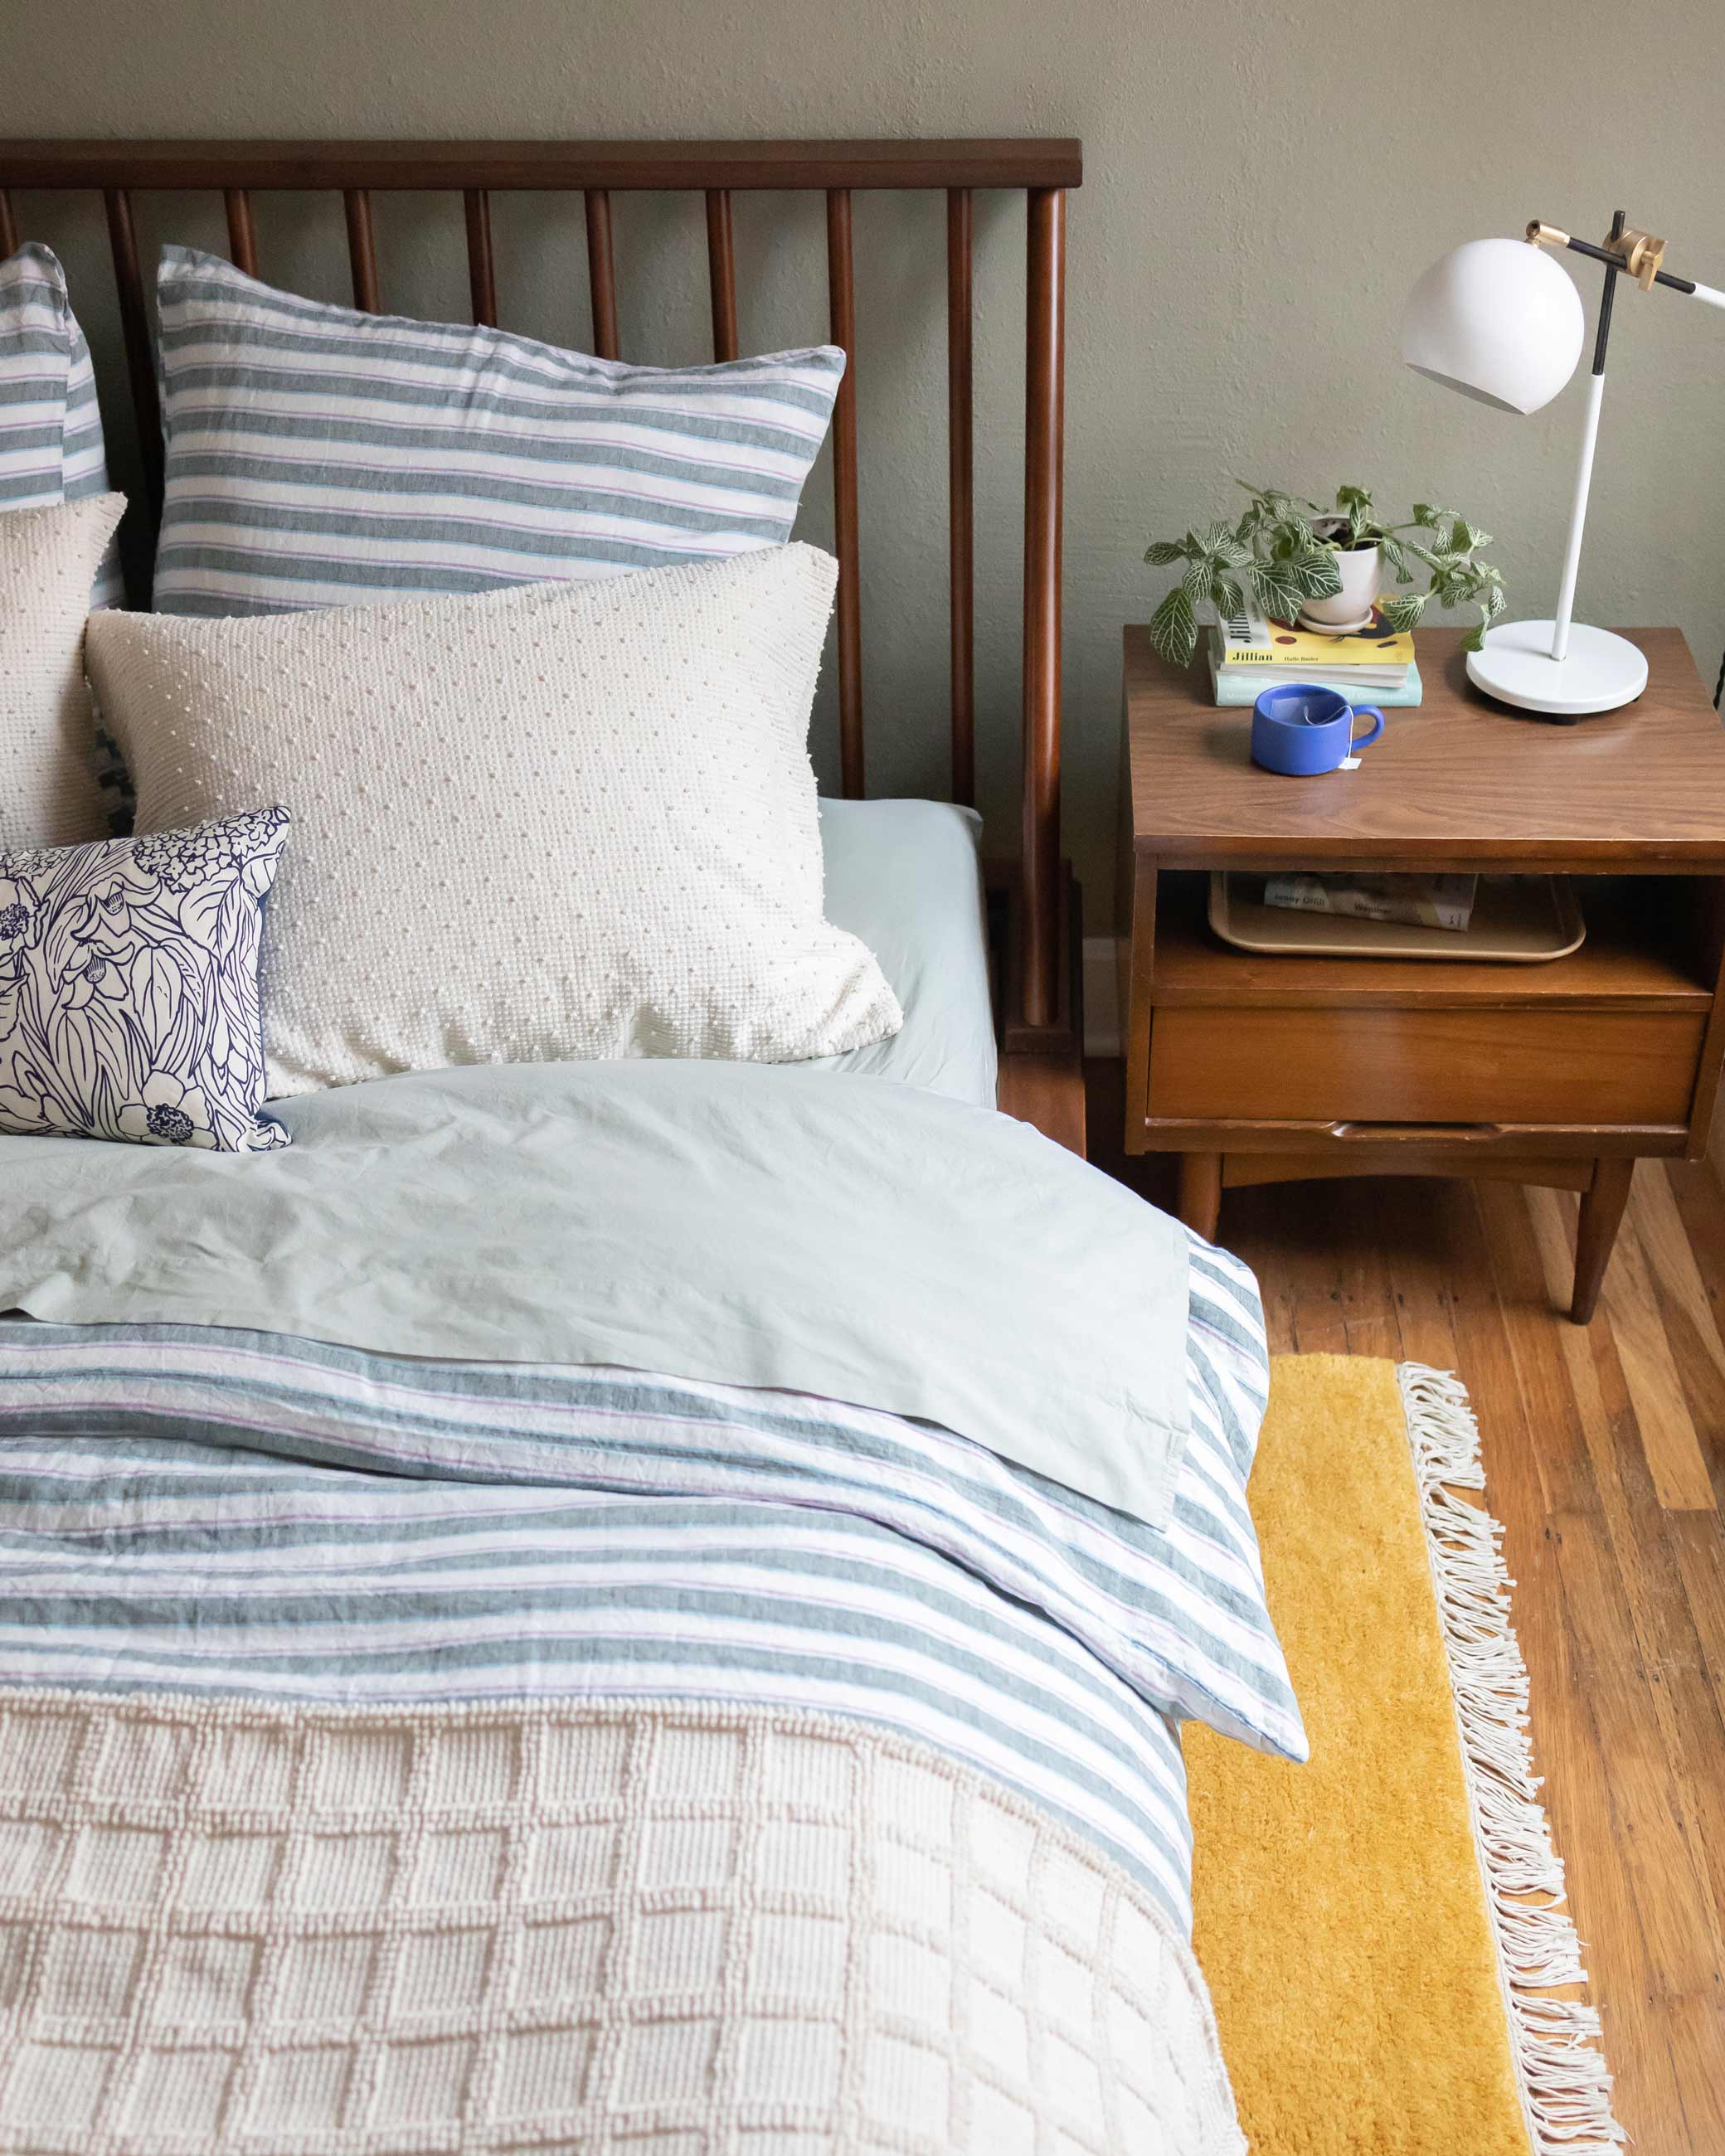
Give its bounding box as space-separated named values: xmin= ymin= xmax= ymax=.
xmin=814 ymin=798 xmax=997 ymax=1107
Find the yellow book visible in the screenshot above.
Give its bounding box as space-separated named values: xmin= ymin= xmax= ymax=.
xmin=1218 ymin=592 xmax=1415 ymax=670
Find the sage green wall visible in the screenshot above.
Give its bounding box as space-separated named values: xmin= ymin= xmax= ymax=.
xmin=6 ymin=0 xmax=1723 ymax=924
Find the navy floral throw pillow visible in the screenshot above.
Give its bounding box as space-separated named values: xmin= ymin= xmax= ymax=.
xmin=0 ymin=808 xmax=291 ymax=1151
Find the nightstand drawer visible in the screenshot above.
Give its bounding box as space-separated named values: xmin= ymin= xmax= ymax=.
xmin=1147 ymin=1005 xmax=1706 ymax=1127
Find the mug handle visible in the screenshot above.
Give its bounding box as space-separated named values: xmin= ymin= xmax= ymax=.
xmin=1349 ymin=706 xmax=1386 ymax=753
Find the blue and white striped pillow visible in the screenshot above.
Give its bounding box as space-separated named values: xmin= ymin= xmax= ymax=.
xmin=152 ymin=245 xmax=846 ymax=618
xmin=0 ymin=245 xmax=125 ymax=606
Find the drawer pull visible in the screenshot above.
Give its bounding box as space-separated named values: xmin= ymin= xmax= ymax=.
xmin=1329 ymin=1121 xmax=1507 ymax=1145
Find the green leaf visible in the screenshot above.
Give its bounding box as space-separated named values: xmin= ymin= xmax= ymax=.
xmin=1212 ymin=574 xmax=1246 ymax=622
xmin=1380 ymin=592 xmax=1426 ymax=633
xmin=1197 ymin=521 xmax=1248 ymax=565
xmin=1144 ymin=539 xmax=1186 ymax=566
xmin=1249 ymin=562 xmax=1305 ymax=624
xmin=1182 ymin=558 xmax=1216 ymax=606
xmin=1149 ymin=583 xmax=1199 ymax=668
xmin=1378 ymin=534 xmax=1413 ymax=582
xmin=1265 ymin=517 xmax=1317 ymax=563
xmin=1284 ymin=549 xmax=1344 ymax=602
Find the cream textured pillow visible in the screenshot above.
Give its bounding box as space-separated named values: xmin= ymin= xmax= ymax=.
xmin=0 ymin=494 xmax=125 ymax=850
xmin=87 ymin=545 xmax=902 ymax=1093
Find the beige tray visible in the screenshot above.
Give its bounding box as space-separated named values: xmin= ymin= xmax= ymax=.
xmin=1208 ymin=873 xmax=1586 ymax=963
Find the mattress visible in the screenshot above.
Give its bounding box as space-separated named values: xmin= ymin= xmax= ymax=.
xmin=814 ymin=796 xmax=998 ymax=1107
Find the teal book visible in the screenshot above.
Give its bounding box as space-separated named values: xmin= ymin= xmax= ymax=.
xmin=1209 ymin=655 xmax=1424 ymax=707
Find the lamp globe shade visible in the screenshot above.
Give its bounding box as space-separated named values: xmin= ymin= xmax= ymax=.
xmin=1402 ymin=236 xmax=1585 ymax=414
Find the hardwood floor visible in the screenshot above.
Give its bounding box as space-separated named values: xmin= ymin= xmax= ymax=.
xmin=1086 ymin=1066 xmax=1725 ymax=2155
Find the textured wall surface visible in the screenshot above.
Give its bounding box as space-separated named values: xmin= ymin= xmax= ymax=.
xmin=5 ymin=0 xmax=1723 ymax=921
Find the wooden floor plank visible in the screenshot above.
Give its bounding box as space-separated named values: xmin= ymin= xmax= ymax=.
xmin=1643 ymin=1167 xmax=1725 ymax=1509
xmin=1382 ymin=1178 xmax=1467 ymax=1373
xmin=1635 ymin=1167 xmax=1725 ymax=1386
xmin=1280 ymin=1189 xmax=1352 ymax=1356
xmin=1334 ymin=1178 xmax=1402 ymax=1361
xmin=1485 ymin=1185 xmax=1724 ymax=1909
xmin=1666 ymin=1988 xmax=1725 ymax=2149
xmin=1668 ymin=1510 xmax=1725 ymax=1732
xmin=1599 ymin=1211 xmax=1718 ymax=1513
xmin=1523 ymin=1188 xmax=1725 ymax=1948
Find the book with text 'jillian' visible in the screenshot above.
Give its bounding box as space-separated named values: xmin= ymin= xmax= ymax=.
xmin=1209 ymin=652 xmax=1424 ymax=707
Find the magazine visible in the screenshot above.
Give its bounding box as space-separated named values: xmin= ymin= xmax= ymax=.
xmin=1260 ymin=873 xmax=1477 ymax=932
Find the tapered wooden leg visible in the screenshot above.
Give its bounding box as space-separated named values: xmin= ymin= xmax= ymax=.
xmin=1571 ymin=1156 xmax=1634 ymax=1324
xmin=1177 ymin=1153 xmax=1222 ymax=1243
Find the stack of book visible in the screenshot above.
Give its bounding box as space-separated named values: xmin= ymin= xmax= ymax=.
xmin=1209 ymin=593 xmax=1421 ymax=707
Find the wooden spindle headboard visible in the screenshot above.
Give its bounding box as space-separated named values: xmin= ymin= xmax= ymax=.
xmin=0 ymin=136 xmax=1081 ymax=1057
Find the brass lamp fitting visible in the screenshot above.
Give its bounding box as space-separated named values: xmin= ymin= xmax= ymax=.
xmin=1527 ymin=217 xmax=1667 ymax=293
xmin=1606 ymin=226 xmax=1666 ymax=289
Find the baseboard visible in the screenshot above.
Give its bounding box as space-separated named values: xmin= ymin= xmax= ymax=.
xmin=1082 ymin=936 xmax=1124 ymax=1058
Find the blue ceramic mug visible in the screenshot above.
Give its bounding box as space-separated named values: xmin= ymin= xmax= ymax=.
xmin=1250 ymin=682 xmax=1386 ymax=776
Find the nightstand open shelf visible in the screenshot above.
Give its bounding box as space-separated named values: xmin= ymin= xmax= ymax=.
xmin=1152 ymin=873 xmax=1715 ymax=1011
xmin=1120 ymin=625 xmax=1725 ymax=1322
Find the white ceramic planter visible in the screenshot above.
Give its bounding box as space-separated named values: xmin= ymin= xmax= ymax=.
xmin=1301 ymin=542 xmax=1380 ymax=630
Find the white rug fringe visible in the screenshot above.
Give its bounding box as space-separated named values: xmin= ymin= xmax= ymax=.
xmin=1397 ymin=1362 xmax=1627 ymax=2156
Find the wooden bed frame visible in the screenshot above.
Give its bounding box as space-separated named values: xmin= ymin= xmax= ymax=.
xmin=0 ymin=136 xmax=1086 ymax=1151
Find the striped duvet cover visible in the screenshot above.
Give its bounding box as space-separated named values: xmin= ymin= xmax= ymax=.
xmin=0 ymin=1235 xmax=1268 ymax=1941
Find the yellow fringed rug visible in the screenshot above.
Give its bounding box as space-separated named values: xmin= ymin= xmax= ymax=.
xmin=1186 ymin=1356 xmax=1623 ymax=2156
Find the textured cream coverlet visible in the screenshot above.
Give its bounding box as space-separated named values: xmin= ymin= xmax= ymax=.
xmin=85 ymin=545 xmax=901 ymax=1093
xmin=0 ymin=1694 xmax=1242 ymax=2156
xmin=0 ymin=493 xmax=124 ymax=851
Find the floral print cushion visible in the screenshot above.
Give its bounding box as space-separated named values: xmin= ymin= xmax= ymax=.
xmin=0 ymin=808 xmax=291 ymax=1152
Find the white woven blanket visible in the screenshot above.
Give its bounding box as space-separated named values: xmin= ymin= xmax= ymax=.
xmin=0 ymin=1692 xmax=1242 ymax=2155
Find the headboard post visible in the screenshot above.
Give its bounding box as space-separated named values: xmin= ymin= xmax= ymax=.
xmin=464 ymin=190 xmax=498 ymax=326
xmin=343 ymin=189 xmax=381 ymax=310
xmin=223 ymin=188 xmax=259 ymax=275
xmin=1020 ymin=186 xmax=1067 ymax=1033
xmin=584 ymin=191 xmax=620 ymax=359
xmin=946 ymin=188 xmax=975 ymax=810
xmin=704 ymin=190 xmax=740 ymax=362
xmin=101 ymin=187 xmax=164 ymax=517
xmin=825 ymin=188 xmax=865 ymax=799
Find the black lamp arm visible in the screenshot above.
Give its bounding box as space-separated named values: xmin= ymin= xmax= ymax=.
xmin=1528 ymin=211 xmax=1705 ymax=378
xmin=1543 ymin=226 xmax=1699 ymax=299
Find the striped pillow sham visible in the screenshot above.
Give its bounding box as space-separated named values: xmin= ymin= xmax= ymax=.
xmin=152 ymin=245 xmax=847 ymax=617
xmin=0 ymin=245 xmax=125 ymax=607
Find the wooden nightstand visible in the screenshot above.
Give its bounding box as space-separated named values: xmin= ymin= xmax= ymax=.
xmin=1119 ymin=625 xmax=1725 ymax=1321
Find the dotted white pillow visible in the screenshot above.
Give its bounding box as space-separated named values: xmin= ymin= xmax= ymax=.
xmin=0 ymin=494 xmax=124 ymax=851
xmin=88 ymin=545 xmax=903 ymax=1094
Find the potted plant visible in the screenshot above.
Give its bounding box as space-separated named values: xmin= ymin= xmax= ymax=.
xmin=1144 ymin=481 xmax=1506 ymax=668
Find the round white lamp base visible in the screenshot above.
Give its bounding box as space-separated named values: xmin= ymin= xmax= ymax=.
xmin=1465 ymin=619 xmax=1648 ymax=716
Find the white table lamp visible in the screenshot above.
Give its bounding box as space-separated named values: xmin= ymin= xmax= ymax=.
xmin=1403 ymin=213 xmax=1725 ymax=716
